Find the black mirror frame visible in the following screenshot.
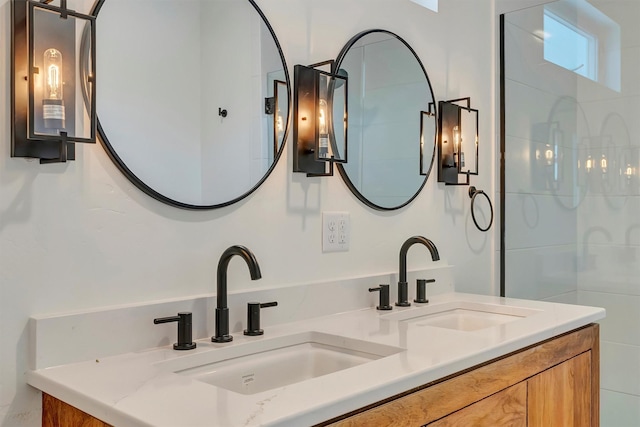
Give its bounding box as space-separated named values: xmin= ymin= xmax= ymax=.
xmin=89 ymin=0 xmax=291 ymax=210
xmin=334 ymin=29 xmax=437 ymax=211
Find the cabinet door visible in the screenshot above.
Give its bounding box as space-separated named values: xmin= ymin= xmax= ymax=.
xmin=43 ymin=393 xmax=112 ymax=427
xmin=428 ymin=382 xmax=527 ymax=427
xmin=528 ymin=352 xmax=592 ymax=427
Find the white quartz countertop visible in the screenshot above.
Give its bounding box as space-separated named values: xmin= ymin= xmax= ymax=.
xmin=27 ymin=292 xmax=605 ymax=427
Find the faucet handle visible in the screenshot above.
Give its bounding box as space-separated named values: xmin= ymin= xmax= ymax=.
xmin=154 ymin=312 xmax=197 ymax=350
xmin=369 ymin=285 xmax=393 ymax=311
xmin=414 ymin=279 xmax=436 ymax=304
xmin=244 ymin=301 xmax=278 ymax=336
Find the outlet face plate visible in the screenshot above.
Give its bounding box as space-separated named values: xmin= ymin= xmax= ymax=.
xmin=322 ymin=212 xmax=350 ymax=252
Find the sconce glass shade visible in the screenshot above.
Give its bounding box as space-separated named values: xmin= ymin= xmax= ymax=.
xmin=12 ymin=0 xmax=96 ymax=162
xmin=293 ymin=64 xmax=348 ymax=176
xmin=437 ymin=98 xmax=479 ymax=185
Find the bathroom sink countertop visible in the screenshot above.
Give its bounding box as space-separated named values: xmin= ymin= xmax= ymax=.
xmin=27 ymin=292 xmax=604 ymax=427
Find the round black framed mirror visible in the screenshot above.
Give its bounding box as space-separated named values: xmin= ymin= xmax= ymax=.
xmin=89 ymin=0 xmax=290 ymax=209
xmin=335 ymin=30 xmax=437 ymax=211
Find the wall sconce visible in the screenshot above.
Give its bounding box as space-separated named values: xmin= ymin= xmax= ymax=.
xmin=11 ymin=0 xmax=97 ymax=163
xmin=437 ymin=97 xmax=478 ymax=185
xmin=293 ymin=61 xmax=348 ymax=177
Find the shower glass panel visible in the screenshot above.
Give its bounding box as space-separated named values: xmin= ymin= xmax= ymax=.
xmin=502 ymin=1 xmax=639 ymax=425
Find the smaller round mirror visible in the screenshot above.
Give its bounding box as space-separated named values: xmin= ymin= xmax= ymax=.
xmin=335 ymin=30 xmax=437 ymax=210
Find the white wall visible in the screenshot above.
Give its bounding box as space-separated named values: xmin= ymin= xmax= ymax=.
xmin=0 ymin=0 xmax=496 ymax=424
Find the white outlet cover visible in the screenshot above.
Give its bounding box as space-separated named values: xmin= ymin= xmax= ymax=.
xmin=322 ymin=212 xmax=350 ymax=252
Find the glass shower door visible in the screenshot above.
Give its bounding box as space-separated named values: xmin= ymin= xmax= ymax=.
xmin=501 ymin=1 xmax=640 ymax=425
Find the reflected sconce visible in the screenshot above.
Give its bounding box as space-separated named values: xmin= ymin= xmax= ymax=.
xmin=534 ymin=145 xmax=560 ymax=189
xmin=623 ymin=163 xmax=636 ymax=186
xmin=293 ymin=61 xmax=348 ymax=177
xmin=420 ymin=103 xmax=437 ymax=176
xmin=619 ymin=148 xmax=637 ymax=189
xmin=546 ymin=123 xmax=562 ymax=186
xmin=437 ymin=97 xmax=478 ymax=185
xmin=600 ymin=154 xmax=608 ymax=175
xmin=11 ymin=0 xmax=97 ymax=163
xmin=598 ymin=136 xmax=614 ymax=184
xmin=265 ymin=79 xmax=287 ymax=158
xmin=532 ymin=122 xmax=566 ymax=191
xmin=585 ymin=155 xmax=594 ymax=173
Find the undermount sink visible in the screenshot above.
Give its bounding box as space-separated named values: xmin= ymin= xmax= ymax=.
xmin=381 ymin=300 xmax=542 ymax=332
xmin=159 ymin=331 xmax=403 ymax=395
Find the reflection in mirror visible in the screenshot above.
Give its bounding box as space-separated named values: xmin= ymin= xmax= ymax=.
xmin=335 ymin=30 xmax=436 ymax=210
xmin=598 ymin=112 xmax=634 ymax=209
xmin=91 ymin=0 xmax=290 ymax=208
xmin=420 ymin=109 xmax=436 ymax=175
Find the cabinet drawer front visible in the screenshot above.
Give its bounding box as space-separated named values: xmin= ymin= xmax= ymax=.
xmin=528 ymin=352 xmax=592 ymax=427
xmin=428 ymin=382 xmax=527 ymax=427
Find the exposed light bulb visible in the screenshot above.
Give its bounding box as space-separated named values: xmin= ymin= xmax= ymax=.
xmin=318 ymin=98 xmax=328 ymax=158
xmin=453 ymin=125 xmax=460 ymax=151
xmin=42 ymin=48 xmax=65 ymax=130
xmin=318 ymin=99 xmax=327 ymax=134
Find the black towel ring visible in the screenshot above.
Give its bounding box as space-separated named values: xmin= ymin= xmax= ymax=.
xmin=468 ymin=186 xmax=493 ymax=232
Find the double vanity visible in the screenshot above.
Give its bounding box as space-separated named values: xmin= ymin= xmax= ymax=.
xmin=28 ymin=269 xmax=604 ymax=426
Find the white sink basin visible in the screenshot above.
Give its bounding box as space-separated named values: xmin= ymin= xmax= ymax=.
xmin=159 ymin=331 xmax=403 ymax=395
xmin=381 ymin=301 xmax=542 ymax=331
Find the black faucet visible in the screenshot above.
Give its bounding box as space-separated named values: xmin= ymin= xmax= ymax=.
xmin=397 ymin=236 xmax=440 ymax=306
xmin=212 ymin=245 xmax=262 ymax=343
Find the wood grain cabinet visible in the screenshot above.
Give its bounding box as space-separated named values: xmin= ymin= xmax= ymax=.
xmin=42 ymin=393 xmax=111 ymax=427
xmin=322 ymin=324 xmax=599 ymax=427
xmin=42 ymin=324 xmax=598 ymax=427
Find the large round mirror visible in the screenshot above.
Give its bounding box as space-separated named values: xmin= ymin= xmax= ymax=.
xmin=335 ymin=30 xmax=436 ymax=210
xmin=91 ymin=0 xmax=290 ymax=209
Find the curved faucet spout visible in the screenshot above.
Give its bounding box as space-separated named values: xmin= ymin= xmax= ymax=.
xmin=396 ymin=236 xmax=440 ymax=307
xmin=399 ymin=236 xmax=440 ymax=283
xmin=213 ymin=245 xmax=262 ymax=343
xmin=217 ymin=245 xmax=262 ymax=308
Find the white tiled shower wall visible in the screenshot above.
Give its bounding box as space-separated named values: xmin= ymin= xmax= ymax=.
xmin=504 ymin=1 xmax=640 ymax=425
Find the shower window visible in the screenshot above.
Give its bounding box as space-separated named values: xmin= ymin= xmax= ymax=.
xmin=543 ymin=10 xmax=597 ymax=81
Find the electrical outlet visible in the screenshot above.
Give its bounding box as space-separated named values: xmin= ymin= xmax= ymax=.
xmin=323 ymin=212 xmax=350 ymax=252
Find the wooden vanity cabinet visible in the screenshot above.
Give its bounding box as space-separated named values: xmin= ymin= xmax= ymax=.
xmin=42 ymin=324 xmax=598 ymax=427
xmin=321 ymin=324 xmax=599 ymax=427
